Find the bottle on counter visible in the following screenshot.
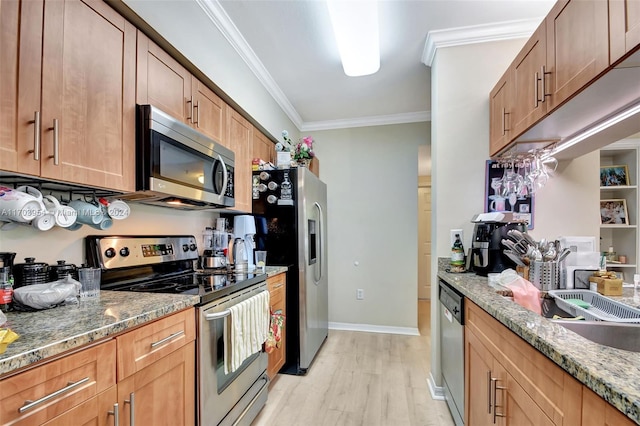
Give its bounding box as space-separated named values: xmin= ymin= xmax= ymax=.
xmin=450 ymin=234 xmax=465 ymax=272
xmin=0 ymin=267 xmax=13 ymax=312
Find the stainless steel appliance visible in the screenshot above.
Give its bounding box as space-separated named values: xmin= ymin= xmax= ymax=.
xmin=470 ymin=214 xmax=527 ymax=276
xmin=85 ymin=235 xmax=269 ymax=426
xmin=250 ymin=167 xmax=328 ymax=375
xmin=119 ymin=105 xmax=235 ymax=210
xmin=439 ymin=279 xmax=464 ymax=426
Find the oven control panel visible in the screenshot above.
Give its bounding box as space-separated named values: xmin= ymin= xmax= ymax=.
xmin=86 ymin=236 xmax=199 ymax=270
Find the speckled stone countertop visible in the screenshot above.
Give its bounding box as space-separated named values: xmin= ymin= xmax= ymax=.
xmin=0 ymin=291 xmax=199 ymax=377
xmin=438 ymin=258 xmax=640 ymax=424
xmin=265 ymin=266 xmax=288 ymax=277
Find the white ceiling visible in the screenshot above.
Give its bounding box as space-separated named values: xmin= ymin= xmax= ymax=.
xmin=209 ymin=0 xmax=556 ymax=131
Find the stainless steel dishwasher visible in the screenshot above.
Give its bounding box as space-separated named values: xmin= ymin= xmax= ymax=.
xmin=439 ymin=279 xmax=464 ymax=426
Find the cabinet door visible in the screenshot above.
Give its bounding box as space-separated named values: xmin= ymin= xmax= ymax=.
xmin=0 ymin=0 xmax=43 ymax=176
xmin=192 ymin=77 xmax=226 ymax=144
xmin=252 ymin=129 xmax=274 ymax=164
xmin=492 ymin=362 xmax=554 ymax=426
xmin=489 ymin=69 xmax=512 ymax=157
xmin=267 ymin=273 xmax=286 ymax=380
xmin=40 ymin=0 xmax=135 ymax=191
xmin=582 ymin=385 xmax=637 ymax=426
xmin=226 ymin=108 xmax=253 ymax=213
xmin=545 ymin=0 xmax=609 ymax=110
xmin=465 ymin=328 xmax=494 ymax=426
xmin=610 ymin=0 xmax=640 ymax=64
xmin=118 ymin=342 xmax=195 ymax=426
xmin=137 ymin=31 xmax=192 ymax=124
xmin=512 ymin=21 xmax=548 ymax=139
xmin=42 ymin=386 xmax=117 ymax=426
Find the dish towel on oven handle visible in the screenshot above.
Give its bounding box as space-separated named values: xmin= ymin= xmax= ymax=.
xmin=225 ymin=290 xmax=270 ymax=374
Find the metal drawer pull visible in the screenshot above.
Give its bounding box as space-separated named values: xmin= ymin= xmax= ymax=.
xmin=28 ymin=111 xmax=41 ymax=160
xmin=19 ymin=377 xmax=90 ymax=413
xmin=124 ymin=392 xmax=135 ymax=426
xmin=150 ymin=330 xmax=185 ymax=348
xmin=271 ymin=283 xmax=284 ymax=289
xmin=108 ymin=402 xmax=119 ymax=426
xmin=49 ymin=119 xmax=59 ymax=165
xmin=206 ymin=309 xmax=231 ymax=321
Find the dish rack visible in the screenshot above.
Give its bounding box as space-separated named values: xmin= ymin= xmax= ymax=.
xmin=547 ymin=290 xmax=640 ymax=323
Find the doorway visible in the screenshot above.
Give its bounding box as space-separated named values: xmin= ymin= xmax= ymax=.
xmin=418 ymin=175 xmax=431 ymax=300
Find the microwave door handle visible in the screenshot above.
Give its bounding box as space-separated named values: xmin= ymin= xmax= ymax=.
xmin=218 ymin=154 xmax=228 ymax=196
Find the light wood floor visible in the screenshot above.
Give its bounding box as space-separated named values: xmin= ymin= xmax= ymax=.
xmin=253 ymin=300 xmax=455 ymax=426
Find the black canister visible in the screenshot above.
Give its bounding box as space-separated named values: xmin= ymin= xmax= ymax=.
xmin=49 ymin=260 xmax=78 ymax=281
xmin=0 ymin=252 xmax=16 ymax=269
xmin=12 ymin=257 xmax=49 ymax=288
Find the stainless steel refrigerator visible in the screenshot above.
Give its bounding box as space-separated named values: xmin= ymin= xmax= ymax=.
xmin=252 ymin=167 xmax=328 ymax=375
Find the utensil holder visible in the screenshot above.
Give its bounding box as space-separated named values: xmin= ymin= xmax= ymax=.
xmin=531 ymin=261 xmax=559 ymax=291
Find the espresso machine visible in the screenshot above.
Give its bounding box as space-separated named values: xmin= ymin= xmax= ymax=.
xmin=470 ymin=213 xmax=527 ymax=276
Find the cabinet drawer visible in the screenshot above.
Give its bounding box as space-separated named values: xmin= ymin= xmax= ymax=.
xmin=267 ymin=274 xmax=286 ymax=307
xmin=0 ymin=340 xmax=116 ymax=425
xmin=116 ymin=308 xmax=195 ymax=380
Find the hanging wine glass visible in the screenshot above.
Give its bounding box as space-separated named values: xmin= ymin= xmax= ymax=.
xmin=490 ymin=177 xmax=503 ymax=197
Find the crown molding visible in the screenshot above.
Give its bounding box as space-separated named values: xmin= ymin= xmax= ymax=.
xmin=195 ymin=0 xmax=303 ymax=129
xmin=421 ymin=18 xmax=544 ymax=67
xmin=301 ymin=111 xmax=431 ymax=131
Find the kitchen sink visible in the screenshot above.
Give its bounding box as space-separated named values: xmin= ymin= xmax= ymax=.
xmin=497 ymin=291 xmax=640 ymax=352
xmin=551 ymin=319 xmax=640 ymax=352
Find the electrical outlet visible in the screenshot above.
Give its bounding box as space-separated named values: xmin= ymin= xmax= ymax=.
xmin=450 ymin=229 xmax=464 ymax=247
xmin=356 ymin=289 xmax=364 ymax=300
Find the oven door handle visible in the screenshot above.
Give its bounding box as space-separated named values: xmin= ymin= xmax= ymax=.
xmin=205 ymin=310 xmax=231 ymax=321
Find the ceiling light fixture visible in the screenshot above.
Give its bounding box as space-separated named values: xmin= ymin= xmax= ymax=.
xmin=326 ymin=0 xmax=380 ymax=77
xmin=549 ymin=101 xmax=640 ymax=157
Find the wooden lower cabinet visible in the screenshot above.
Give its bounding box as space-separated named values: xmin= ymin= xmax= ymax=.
xmin=582 ymin=385 xmax=636 ymax=426
xmin=117 ymin=341 xmax=195 ymax=426
xmin=465 ymin=300 xmax=614 ymax=425
xmin=42 ymin=386 xmax=118 ymax=426
xmin=0 ymin=340 xmax=116 ymax=425
xmin=267 ymin=272 xmax=287 ymax=380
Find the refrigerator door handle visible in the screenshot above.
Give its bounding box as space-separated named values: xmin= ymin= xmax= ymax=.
xmin=314 ymin=202 xmax=323 ymax=283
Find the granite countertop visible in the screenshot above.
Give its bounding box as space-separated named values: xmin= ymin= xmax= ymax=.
xmin=0 ymin=291 xmax=199 ymax=377
xmin=265 ymin=265 xmax=288 ymax=277
xmin=438 ymin=259 xmax=640 ymax=424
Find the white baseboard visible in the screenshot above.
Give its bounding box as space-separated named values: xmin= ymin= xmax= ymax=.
xmin=328 ymin=322 xmax=420 ymax=336
xmin=428 ymin=373 xmax=445 ymax=400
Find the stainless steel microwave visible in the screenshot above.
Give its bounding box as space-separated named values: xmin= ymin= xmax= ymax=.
xmin=119 ymin=104 xmax=234 ymax=210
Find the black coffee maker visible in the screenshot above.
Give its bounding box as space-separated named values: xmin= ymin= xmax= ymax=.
xmin=470 ymin=214 xmax=527 ymax=276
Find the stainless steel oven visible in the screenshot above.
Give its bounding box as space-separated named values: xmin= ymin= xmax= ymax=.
xmin=119 ymin=104 xmax=235 ymax=210
xmin=198 ymin=282 xmax=269 ymax=426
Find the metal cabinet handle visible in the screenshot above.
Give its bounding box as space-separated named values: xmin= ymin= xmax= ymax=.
xmin=186 ymin=96 xmax=193 ymax=121
xmin=27 ymin=111 xmax=41 ymax=160
xmin=193 ymin=101 xmax=199 ymax=126
xmin=150 ymin=330 xmax=184 ymax=348
xmin=108 ymin=402 xmax=119 ymax=426
xmin=48 ymin=119 xmax=59 ymax=165
xmin=19 ymin=377 xmax=90 ymax=413
xmin=492 ymin=378 xmax=507 ymax=423
xmin=487 ymin=370 xmax=493 ymax=414
xmin=124 ymin=392 xmax=135 ymax=426
xmin=540 ymin=65 xmax=550 ymax=102
xmin=500 ymin=108 xmax=510 ymax=136
xmin=534 ymin=71 xmax=540 ymax=108
xmin=272 ymin=282 xmax=284 ymax=289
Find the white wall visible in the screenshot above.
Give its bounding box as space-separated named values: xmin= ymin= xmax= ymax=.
xmin=0 ymin=204 xmax=218 ymax=265
xmin=310 ymin=122 xmax=430 ymax=331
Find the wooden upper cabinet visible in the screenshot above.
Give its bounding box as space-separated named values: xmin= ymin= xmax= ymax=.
xmin=609 ymin=0 xmax=640 ymax=64
xmin=38 ymin=0 xmax=136 ymax=191
xmin=489 ymin=69 xmax=512 ymax=157
xmin=137 ymin=31 xmax=192 ymax=124
xmin=192 ymin=77 xmax=227 ymax=144
xmin=545 ymin=0 xmax=610 ymax=110
xmin=252 ymin=128 xmax=274 ymax=164
xmin=512 ymin=21 xmax=548 ymax=139
xmin=0 ymin=0 xmax=43 ymax=177
xmin=227 ymin=108 xmax=253 ymax=213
